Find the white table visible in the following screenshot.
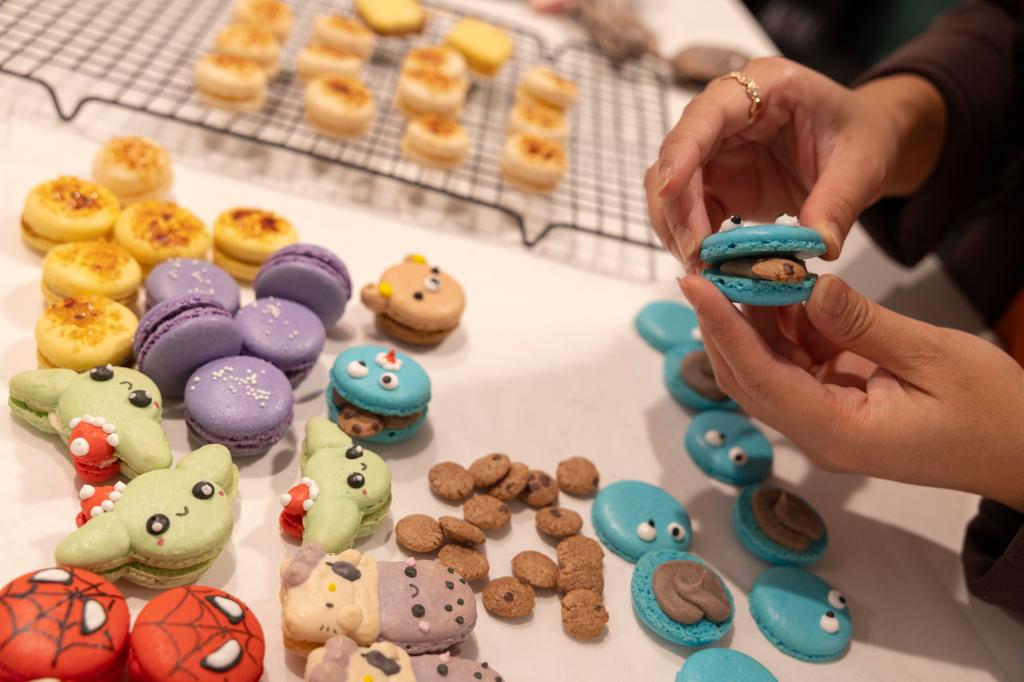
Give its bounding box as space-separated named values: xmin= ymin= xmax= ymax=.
xmin=0 ymin=2 xmax=1020 ymax=680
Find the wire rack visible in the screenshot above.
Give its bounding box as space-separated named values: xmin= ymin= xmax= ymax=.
xmin=0 ymin=0 xmax=669 ymax=249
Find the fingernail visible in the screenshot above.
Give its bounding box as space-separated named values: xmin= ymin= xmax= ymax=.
xmin=677 ymin=277 xmax=697 ymax=310
xmin=657 ymin=162 xmax=673 ymax=193
xmin=677 ymin=229 xmax=698 ymax=263
xmin=816 ymin=276 xmax=847 ymax=318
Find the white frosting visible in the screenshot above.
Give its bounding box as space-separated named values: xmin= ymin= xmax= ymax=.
xmin=79 ymin=485 xmax=96 ymax=500
xmin=100 ymin=500 xmax=114 ymax=512
xmin=82 ymin=598 xmax=107 ymax=634
xmin=90 ymin=506 xmax=104 ymax=518
xmin=719 ymin=215 xmax=743 ymax=231
xmin=690 ymin=327 xmax=702 ymax=342
xmin=423 ymin=275 xmax=441 ymax=293
xmin=703 ymin=430 xmax=725 ymax=447
xmin=114 ymin=481 xmax=126 ymax=492
xmin=211 ymin=595 xmax=244 ymax=621
xmin=378 ymin=373 xmax=399 ymax=391
xmin=106 ymin=433 xmax=119 ymax=448
xmin=375 ymin=352 xmax=403 ymax=371
xmin=827 ymin=589 xmax=847 ymax=610
xmin=667 ymin=522 xmax=687 ymax=543
xmin=636 ymin=521 xmax=657 ymax=542
xmin=108 ymin=491 xmax=122 ymax=502
xmin=69 ymin=417 xmax=82 ymax=429
xmin=70 ymin=438 xmax=89 ymax=457
xmin=819 ymin=612 xmax=840 ymax=634
xmin=346 ymin=360 xmax=369 ymax=378
xmin=31 ymin=568 xmax=71 ymax=583
xmin=102 ymin=422 xmax=117 ymax=434
xmin=202 ymin=639 xmax=243 ymax=671
xmin=775 ymin=213 xmax=800 ymax=226
xmin=728 ymin=447 xmax=748 ymax=465
xmin=280 ymin=493 xmax=292 ymax=507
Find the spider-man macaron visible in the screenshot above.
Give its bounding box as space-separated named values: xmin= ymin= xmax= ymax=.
xmin=0 ymin=566 xmax=130 ymax=682
xmin=129 ymin=584 xmax=265 ymax=681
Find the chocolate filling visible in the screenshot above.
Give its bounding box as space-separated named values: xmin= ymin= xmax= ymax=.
xmin=751 ymin=486 xmax=825 ymax=551
xmin=680 ymin=350 xmax=728 ymax=400
xmin=719 ymin=257 xmax=807 ymax=282
xmin=652 ymin=560 xmax=731 ymax=624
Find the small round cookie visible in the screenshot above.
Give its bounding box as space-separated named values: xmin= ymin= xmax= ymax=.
xmin=536 ymin=507 xmax=583 ymax=538
xmin=489 ymin=461 xmax=529 ymax=501
xmin=215 ymin=23 xmax=281 ymax=76
xmin=482 ymin=577 xmax=535 ymax=619
xmin=213 ymin=207 xmax=298 ymax=282
xmin=145 ymin=258 xmax=240 ymax=312
xmin=36 ymin=295 xmax=138 ymax=371
xmin=556 ymin=535 xmax=604 ymax=571
xmin=313 ymin=15 xmax=375 ymax=59
xmin=428 ymin=461 xmax=475 ymax=500
xmin=512 ymin=551 xmax=558 ymax=589
xmin=396 ymin=514 xmax=444 ymax=553
xmin=733 ymin=485 xmax=827 ymax=566
xmin=402 ymin=45 xmax=467 ymax=81
xmin=91 ymin=136 xmax=173 ymax=205
xmin=234 ymin=0 xmax=293 ymax=39
xmin=519 ymin=66 xmax=578 ymax=108
xmin=501 ymin=133 xmax=567 ymax=193
xmin=469 ymin=453 xmax=511 ymax=487
xmin=556 ymin=566 xmax=604 ymax=595
xmin=632 ymin=550 xmax=734 ymax=647
xmin=556 ymin=456 xmax=599 ymax=496
xmin=508 ymin=99 xmax=569 ymax=142
xmin=561 ymin=589 xmax=608 ymax=640
xmin=22 ymin=176 xmax=120 ymax=252
xmin=438 ymin=544 xmax=489 ymax=581
xmin=520 ymin=469 xmax=559 ymax=507
xmin=665 ymin=343 xmax=738 ymax=411
xmin=297 ymin=43 xmax=363 ymax=80
xmin=194 ymin=53 xmax=267 ymax=112
xmin=41 ymin=240 xmax=142 ymax=307
xmin=749 ymin=566 xmax=852 ymax=662
xmin=113 ymin=200 xmax=210 ymax=273
xmin=305 ymin=74 xmax=376 ymax=138
xmin=685 ymin=411 xmax=773 ymax=486
xmin=635 ymin=300 xmax=701 ymax=352
xmin=401 ymin=114 xmax=470 ymax=170
xmin=439 ymin=516 xmax=486 ymax=546
xmin=395 ymin=68 xmax=467 ymax=118
xmin=676 ymin=648 xmax=777 ymax=682
xmin=592 ymin=480 xmax=691 ymax=562
xmin=462 ymin=494 xmax=511 ymax=530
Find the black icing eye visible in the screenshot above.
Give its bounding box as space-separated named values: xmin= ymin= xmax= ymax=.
xmin=431 ymin=266 xmax=440 ymax=274
xmin=89 ymin=365 xmax=114 ymax=382
xmin=192 ymin=481 xmax=215 ymax=500
xmin=146 ymin=514 xmax=170 ymax=536
xmin=128 ymin=389 xmax=152 ymax=408
xmin=413 ymin=291 xmax=424 ymax=300
xmin=347 ymin=473 xmax=365 ymax=489
xmin=412 ymin=604 xmax=425 ymax=617
xmin=346 ymin=445 xmax=364 ymax=459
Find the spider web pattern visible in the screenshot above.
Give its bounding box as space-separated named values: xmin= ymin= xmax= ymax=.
xmin=0 ymin=567 xmax=123 ymax=670
xmin=132 ymin=585 xmax=264 ymax=680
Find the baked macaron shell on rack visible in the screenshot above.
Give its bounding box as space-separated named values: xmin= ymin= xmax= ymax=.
xmin=253 ymin=243 xmax=352 ymax=327
xmin=236 ymin=297 xmax=325 ymax=386
xmin=134 ymin=294 xmax=243 ymax=399
xmin=144 ymin=258 xmax=241 ymax=313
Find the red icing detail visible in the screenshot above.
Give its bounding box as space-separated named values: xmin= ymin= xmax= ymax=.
xmin=385 ymin=348 xmax=397 ymax=365
xmin=76 ymin=485 xmax=118 ymax=527
xmin=279 ymin=510 xmax=305 ymax=539
xmin=156 ymin=538 xmax=165 ymax=546
xmin=68 ymin=421 xmax=120 ymax=483
xmin=281 ymin=483 xmax=312 ymax=517
xmin=218 ymin=490 xmax=225 ymax=496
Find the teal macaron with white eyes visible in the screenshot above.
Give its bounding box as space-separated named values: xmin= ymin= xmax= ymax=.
xmin=592 ymin=480 xmax=692 ymax=562
xmin=664 ymin=343 xmax=737 ymax=412
xmin=700 ymin=215 xmax=826 ymax=306
xmin=635 ymin=300 xmax=701 ymax=352
xmin=676 ymin=649 xmax=778 ymax=682
xmin=733 ymin=484 xmax=828 ymax=566
xmin=685 ymin=411 xmax=772 ymax=485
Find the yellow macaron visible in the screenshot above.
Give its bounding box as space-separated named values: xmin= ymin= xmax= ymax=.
xmin=92 ymin=136 xmax=174 ymax=205
xmin=213 ymin=207 xmax=298 ymax=282
xmin=21 ymin=176 xmax=121 ymax=253
xmin=113 ymin=200 xmax=211 ymax=272
xmin=41 ymin=240 xmax=142 ymax=308
xmin=36 ymin=295 xmax=138 ymax=371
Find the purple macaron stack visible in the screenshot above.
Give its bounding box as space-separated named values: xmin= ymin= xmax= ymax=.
xmin=236 ymin=297 xmax=325 ymax=387
xmin=253 ymin=244 xmax=352 ymax=328
xmin=185 ymin=355 xmax=294 ymax=457
xmin=145 ymin=258 xmax=241 ymax=313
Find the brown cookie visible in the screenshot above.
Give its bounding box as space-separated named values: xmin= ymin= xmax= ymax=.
xmin=438 ymin=544 xmax=490 ymax=581
xmin=720 ymin=257 xmax=807 ymax=283
xmin=557 ymin=565 xmax=604 ymax=595
xmin=439 ymin=515 xmax=487 ymax=546
xmin=511 ymin=550 xmax=558 ymax=589
xmin=489 ymin=461 xmax=529 ymax=501
xmin=681 ymin=350 xmax=728 ymax=400
xmin=482 ymin=576 xmax=535 ymax=618
xmin=394 ymin=514 xmax=444 ymax=553
xmin=561 ymin=589 xmax=608 ymax=640
xmin=535 ymin=507 xmax=583 ymax=538
xmin=556 ymin=456 xmax=600 ymax=496
xmin=428 ymin=461 xmax=475 ymax=501
xmin=519 ymin=469 xmax=559 ymax=507
xmin=469 ymin=453 xmax=511 ymax=487
xmin=462 ymin=494 xmax=511 ymax=530
xmin=556 ymin=535 xmax=605 ymax=571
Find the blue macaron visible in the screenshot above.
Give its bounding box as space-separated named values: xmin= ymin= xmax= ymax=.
xmin=676 ymin=649 xmax=777 ymax=682
xmin=327 ymin=345 xmax=430 ymax=444
xmin=664 ymin=343 xmax=738 ymax=412
xmin=632 ymin=550 xmax=734 ymax=647
xmin=635 ymin=300 xmax=701 ymax=352
xmin=592 ymin=480 xmax=692 ymax=562
xmin=685 ymin=411 xmax=772 ymax=485
xmin=733 ymin=484 xmax=828 ymax=566
xmin=700 ymin=224 xmax=826 ymax=306
xmin=749 ymin=566 xmax=852 ymax=662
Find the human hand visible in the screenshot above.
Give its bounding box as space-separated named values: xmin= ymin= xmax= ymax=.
xmin=679 ymin=273 xmax=1024 ymax=512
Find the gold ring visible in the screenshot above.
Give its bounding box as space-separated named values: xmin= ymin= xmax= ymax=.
xmin=721 ymin=70 xmax=762 ymax=126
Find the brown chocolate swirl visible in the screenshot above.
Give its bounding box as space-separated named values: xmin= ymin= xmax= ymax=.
xmin=752 ymin=487 xmax=825 ymax=551
xmin=652 ymin=560 xmax=730 ymax=624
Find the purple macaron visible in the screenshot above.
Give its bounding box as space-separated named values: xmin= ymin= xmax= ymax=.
xmin=134 ymin=294 xmax=243 ymax=399
xmin=184 ymin=355 xmax=294 ymax=457
xmin=236 ymin=297 xmax=325 ymax=386
xmin=253 ymin=244 xmax=352 ymax=327
xmin=145 ymin=258 xmax=241 ymax=313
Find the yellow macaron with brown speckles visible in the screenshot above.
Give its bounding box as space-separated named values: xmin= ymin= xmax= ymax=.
xmin=35 ymin=295 xmax=138 ymax=371
xmin=213 ymin=207 xmax=298 ymax=282
xmin=21 ymin=176 xmax=121 ymax=253
xmin=41 ymin=240 xmax=142 ymax=308
xmin=112 ymin=200 xmax=210 ymax=273
xmin=92 ymin=136 xmax=174 ymax=205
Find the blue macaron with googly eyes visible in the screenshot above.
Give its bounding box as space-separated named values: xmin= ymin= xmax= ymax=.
xmin=676 ymin=649 xmax=778 ymax=682
xmin=592 ymin=481 xmax=692 ymax=562
xmin=685 ymin=411 xmax=772 ymax=485
xmin=700 ymin=217 xmax=826 ymax=306
xmin=750 ymin=566 xmax=852 ymax=662
xmin=327 ymin=345 xmax=431 ymax=444
xmin=733 ymin=484 xmax=828 ymax=566
xmin=664 ymin=343 xmax=738 ymax=412
xmin=635 ymin=300 xmax=702 ymax=352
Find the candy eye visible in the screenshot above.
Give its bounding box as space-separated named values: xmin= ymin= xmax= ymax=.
xmin=128 ymin=390 xmax=152 ymax=408
xmin=379 ymin=373 xmax=399 ymax=390
xmin=430 ymin=266 xmax=441 ymax=274
xmin=636 ymin=519 xmax=657 ymax=542
xmin=346 ymin=445 xmax=364 ymax=459
xmin=413 ymin=291 xmax=424 ymax=300
xmin=775 ymin=213 xmax=800 ymax=226
xmin=690 ymin=327 xmax=702 ymax=342
xmin=667 ymin=522 xmax=687 ymax=543
xmin=703 ymin=430 xmax=725 ymax=446
xmin=423 ymin=276 xmax=441 ymax=292
xmin=146 ymin=513 xmax=170 ymax=536
xmin=827 ymin=589 xmax=847 ymax=610
xmin=347 ymin=360 xmax=368 ymax=378
xmin=347 ymin=473 xmax=365 ymax=489
xmin=720 ymin=215 xmax=742 ymax=230
xmin=819 ymin=610 xmax=840 ymax=634
xmin=192 ymin=481 xmax=215 ymax=500
xmin=89 ymin=365 xmax=114 ymax=382
xmin=728 ymin=447 xmax=748 ymax=465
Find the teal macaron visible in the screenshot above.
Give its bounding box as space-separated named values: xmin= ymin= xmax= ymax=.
xmin=635 ymin=300 xmax=701 ymax=352
xmin=676 ymin=649 xmax=777 ymax=682
xmin=685 ymin=411 xmax=772 ymax=485
xmin=733 ymin=484 xmax=828 ymax=566
xmin=592 ymin=481 xmax=692 ymax=562
xmin=700 ymin=220 xmax=826 ymax=306
xmin=664 ymin=343 xmax=737 ymax=412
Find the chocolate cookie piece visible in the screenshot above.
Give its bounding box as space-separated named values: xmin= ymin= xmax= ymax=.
xmin=482 ymin=577 xmax=535 ymax=618
xmin=469 ymin=453 xmax=511 ymax=487
xmin=681 ymin=350 xmax=728 ymax=401
xmin=752 ymin=486 xmax=825 ymax=551
xmin=439 ymin=515 xmax=486 ymax=546
xmin=395 ymin=514 xmax=444 ymax=553
xmin=561 ymin=588 xmax=608 ymax=640
xmin=556 ymin=535 xmax=604 ymax=571
xmin=511 ymin=550 xmax=558 ymax=589
xmin=438 ymin=544 xmax=490 ymax=581
xmin=489 ymin=461 xmax=529 ymax=501
xmin=652 ymin=560 xmax=731 ymax=624
xmin=557 ymin=566 xmax=604 ymax=595
xmin=720 ymin=257 xmax=807 ymax=282
xmin=556 ymin=456 xmax=600 ymax=496
xmin=462 ymin=494 xmax=511 ymax=530
xmin=536 ymin=507 xmax=583 ymax=538
xmin=428 ymin=461 xmax=475 ymax=501
xmin=520 ymin=469 xmax=559 ymax=507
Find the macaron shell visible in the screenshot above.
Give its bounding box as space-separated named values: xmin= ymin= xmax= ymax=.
xmin=113 ymin=201 xmax=210 ymax=269
xmin=214 ymin=207 xmax=299 ymax=265
xmin=326 ymin=384 xmax=428 ymax=444
xmin=254 ymin=244 xmax=352 ymax=327
xmin=685 ymin=411 xmax=772 ymax=486
xmin=592 ymin=480 xmax=692 ymax=562
xmin=365 ymin=260 xmax=465 ymax=332
xmin=677 ymin=648 xmax=778 ymax=682
xmin=22 ymin=176 xmax=121 ymax=241
xmin=329 ymin=346 xmax=431 ymax=415
xmin=377 ymin=560 xmax=477 ymax=654
xmin=702 ymin=271 xmax=817 ymax=307
xmin=36 ymin=295 xmax=138 ymax=371
xmin=732 ymin=485 xmax=828 ymax=566
xmin=635 ymin=300 xmax=701 ymax=352
xmin=663 ymin=343 xmax=738 ymax=412
xmin=236 ymin=297 xmax=325 ymax=384
xmin=42 ymin=240 xmax=142 ymax=304
xmin=699 ymin=225 xmax=826 ymax=265
xmin=145 ymin=258 xmax=241 ymax=313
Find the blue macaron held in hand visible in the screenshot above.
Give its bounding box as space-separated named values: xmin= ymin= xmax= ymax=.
xmin=685 ymin=411 xmax=772 ymax=485
xmin=677 ymin=649 xmax=777 ymax=682
xmin=592 ymin=480 xmax=692 ymax=562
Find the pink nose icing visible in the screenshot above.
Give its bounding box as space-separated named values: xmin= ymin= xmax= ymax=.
xmin=67 ymin=415 xmax=121 ymax=483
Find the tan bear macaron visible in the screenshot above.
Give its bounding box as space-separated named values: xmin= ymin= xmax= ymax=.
xmin=113 ymin=201 xmax=210 ymax=273
xmin=41 ymin=240 xmax=142 ymax=308
xmin=501 ymin=133 xmax=567 ymax=193
xmin=304 ymin=74 xmax=376 ymax=137
xmin=36 ymin=295 xmax=138 ymax=371
xmin=92 ymin=137 xmax=173 ymax=205
xmin=21 ymin=176 xmax=120 ymax=253
xmin=361 ymin=254 xmax=466 ymax=345
xmin=194 ymin=53 xmax=268 ymax=112
xmin=213 ymin=207 xmax=298 ymax=282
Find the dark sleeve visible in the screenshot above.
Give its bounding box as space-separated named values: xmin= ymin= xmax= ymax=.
xmin=961 ymin=498 xmax=1024 ymax=615
xmin=855 ymin=0 xmax=1020 ymax=266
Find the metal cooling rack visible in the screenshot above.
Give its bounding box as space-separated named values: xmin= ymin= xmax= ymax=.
xmin=0 ymin=0 xmax=669 ymax=249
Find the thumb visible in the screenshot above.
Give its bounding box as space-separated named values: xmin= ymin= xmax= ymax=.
xmin=800 ymin=151 xmax=884 ymax=260
xmin=806 ymin=275 xmax=945 ymax=377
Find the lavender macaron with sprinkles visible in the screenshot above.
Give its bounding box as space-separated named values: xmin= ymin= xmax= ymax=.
xmin=253 ymin=243 xmax=352 ymax=328
xmin=144 ymin=258 xmax=241 ymax=313
xmin=236 ymin=297 xmax=325 ymax=386
xmin=184 ymin=355 xmax=294 ymax=457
